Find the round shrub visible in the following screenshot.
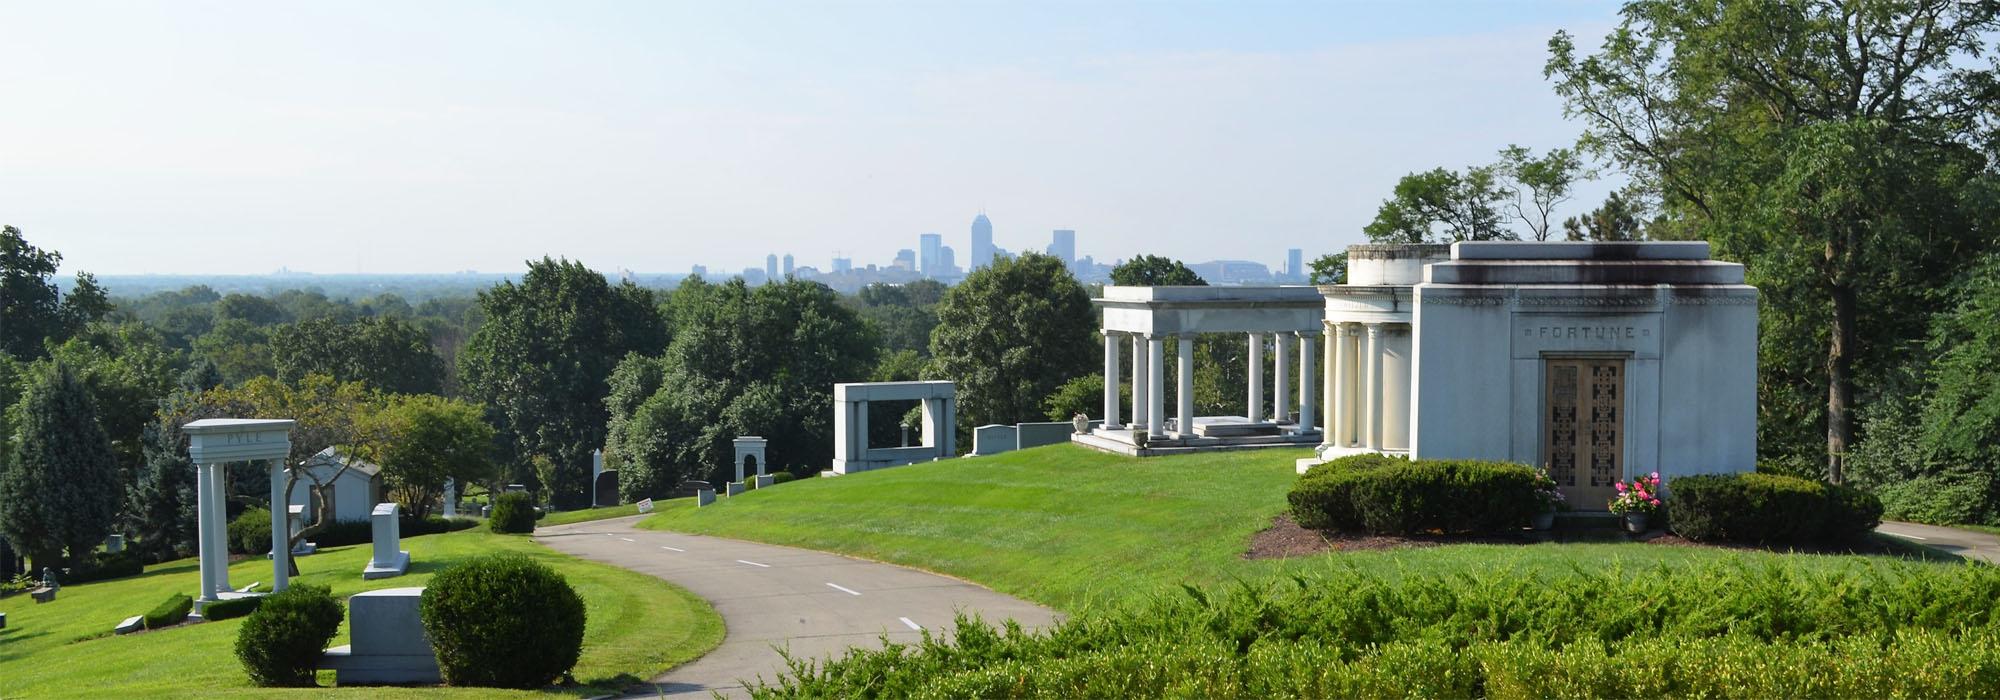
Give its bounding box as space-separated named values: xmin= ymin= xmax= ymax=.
xmin=235 ymin=583 xmax=343 ymax=687
xmin=1289 ymin=456 xmax=1540 ymax=535
xmin=489 ymin=492 xmax=537 ymax=534
xmin=419 ymin=554 xmax=587 ymax=688
xmin=1668 ymin=472 xmax=1883 ymax=544
xmin=229 ymin=508 xmax=272 ymax=555
xmin=770 ymin=471 xmax=798 ymax=485
xmin=1289 ymin=454 xmax=1403 ymax=530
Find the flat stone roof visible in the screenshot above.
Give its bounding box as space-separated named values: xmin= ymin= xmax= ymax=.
xmin=1451 ymin=241 xmax=1711 ymax=261
xmin=1097 ymin=285 xmax=1323 ymax=305
xmin=183 ymin=418 xmax=296 ymax=434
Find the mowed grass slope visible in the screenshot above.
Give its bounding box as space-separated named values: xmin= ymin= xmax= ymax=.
xmin=0 ymin=528 xmax=723 ymax=699
xmin=640 ymin=444 xmax=1955 ymax=612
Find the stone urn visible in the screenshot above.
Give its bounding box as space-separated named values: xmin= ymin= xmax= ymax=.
xmin=1132 ymin=429 xmax=1149 ymax=449
xmin=1532 ymin=511 xmax=1557 ymax=531
xmin=1622 ymin=512 xmax=1649 ymax=533
xmin=1072 ymin=413 xmax=1090 ymax=435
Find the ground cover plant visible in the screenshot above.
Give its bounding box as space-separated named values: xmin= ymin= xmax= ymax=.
xmin=0 ymin=526 xmax=722 ymax=698
xmin=757 ymin=560 xmax=2000 ymax=698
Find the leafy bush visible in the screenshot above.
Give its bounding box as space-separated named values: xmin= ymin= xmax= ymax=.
xmin=235 ymin=583 xmax=343 ymax=687
xmin=306 ymin=515 xmax=477 ymax=547
xmin=142 ymin=593 xmax=193 ymax=629
xmin=755 ymin=561 xmax=2000 ymax=698
xmin=419 ymin=554 xmax=586 ymax=688
xmin=228 ymin=508 xmax=272 ymax=555
xmin=1289 ymin=456 xmax=1539 ymax=535
xmin=488 ymin=493 xmax=537 ymax=534
xmin=1669 ymin=472 xmax=1883 ymax=543
xmin=770 ymin=471 xmax=797 ymax=485
xmin=63 ymin=549 xmax=143 ymax=584
xmin=202 ymin=595 xmax=263 ymax=621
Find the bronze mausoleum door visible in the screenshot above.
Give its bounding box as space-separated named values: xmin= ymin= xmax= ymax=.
xmin=1543 ymin=358 xmax=1626 ymax=511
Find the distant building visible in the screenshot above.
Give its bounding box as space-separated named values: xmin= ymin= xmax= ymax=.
xmin=288 ymin=447 xmax=383 ymax=525
xmin=691 ymin=264 xmax=708 ymax=277
xmin=831 ymin=257 xmax=853 ymax=274
xmin=919 ymin=233 xmax=942 ymax=276
xmin=783 ymin=253 xmax=795 ymax=277
xmin=970 ymin=213 xmax=995 ymax=269
xmin=1048 ymin=229 xmax=1076 ymax=265
xmin=939 ymin=246 xmax=958 ymax=276
xmin=1286 ymin=248 xmax=1304 ymax=282
xmin=1188 ymin=260 xmax=1274 ymax=285
xmin=893 ymin=249 xmax=917 ymax=271
xmin=765 ymin=254 xmax=779 ymax=282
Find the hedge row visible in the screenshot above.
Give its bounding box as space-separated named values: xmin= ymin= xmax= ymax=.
xmin=1670 ymin=472 xmax=1883 ymax=543
xmin=143 ymin=593 xmax=193 ymax=629
xmin=202 ymin=595 xmax=264 ymax=621
xmin=1289 ymin=454 xmax=1540 ymax=534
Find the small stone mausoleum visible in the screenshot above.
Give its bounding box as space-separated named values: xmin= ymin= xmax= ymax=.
xmin=1076 ymin=241 xmax=1759 ymax=511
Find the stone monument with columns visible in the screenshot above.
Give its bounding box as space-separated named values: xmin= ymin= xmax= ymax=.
xmin=183 ymin=418 xmax=296 ymax=604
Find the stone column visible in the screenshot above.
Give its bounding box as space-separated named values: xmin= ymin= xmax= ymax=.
xmin=1131 ymin=335 xmax=1149 ymax=430
xmin=1383 ymin=324 xmax=1412 ymax=452
xmin=1102 ymin=331 xmax=1122 ymax=430
xmin=1246 ymin=334 xmax=1264 ymax=423
xmin=1321 ymin=322 xmax=1340 ymax=449
xmin=1147 ymin=334 xmax=1166 ymax=438
xmin=1298 ymin=331 xmax=1317 ymax=431
xmin=1363 ymin=323 xmax=1384 ymax=450
xmin=208 ymin=464 xmax=231 ymax=592
xmin=1331 ymin=324 xmax=1352 ymax=447
xmin=269 ymin=458 xmax=289 ymax=591
xmin=195 ymin=463 xmax=218 ymax=601
xmin=1176 ymin=334 xmax=1195 ymax=436
xmin=1274 ymin=333 xmax=1293 ymax=423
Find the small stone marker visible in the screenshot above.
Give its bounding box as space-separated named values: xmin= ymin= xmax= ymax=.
xmin=0 ymin=612 xmax=7 ymax=629
xmin=441 ymin=478 xmax=457 ymax=518
xmin=105 ymin=534 xmax=124 ymax=554
xmin=320 ymin=587 xmax=441 ymax=684
xmin=697 ymin=488 xmax=716 ymax=507
xmin=754 ymin=474 xmax=774 ymax=489
xmin=362 ymin=503 xmax=409 ymax=580
xmin=114 ymin=615 xmax=144 ymax=635
xmin=636 ymin=498 xmax=654 ymax=514
xmin=725 ymin=481 xmax=745 ymax=497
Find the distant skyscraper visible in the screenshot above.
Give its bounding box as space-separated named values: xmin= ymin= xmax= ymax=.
xmin=782 ymin=253 xmax=795 ymax=277
xmin=970 ymin=213 xmax=995 ymax=269
xmin=766 ymin=254 xmax=778 ymax=282
xmin=691 ymin=264 xmax=707 ymax=277
xmin=893 ymin=249 xmax=916 ymax=271
xmin=939 ymin=246 xmax=957 ymax=276
xmin=919 ymin=233 xmax=942 ymax=276
xmin=1048 ymin=229 xmax=1076 ymax=265
xmin=1286 ymin=248 xmax=1303 ymax=281
xmin=831 ymin=256 xmax=853 ymax=274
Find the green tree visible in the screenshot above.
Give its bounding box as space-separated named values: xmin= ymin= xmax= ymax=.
xmin=214 ymin=293 xmax=288 ymax=325
xmin=1363 ymin=167 xmax=1514 ymax=244
xmin=460 ymin=258 xmax=666 ymax=508
xmin=0 ymin=363 xmax=120 ymax=571
xmin=855 ymin=280 xmax=947 ymax=356
xmin=37 ymin=324 xmax=185 ymax=481
xmin=124 ymin=403 xmax=199 ymax=562
xmin=192 ymin=318 xmax=275 ymax=385
xmin=931 ymin=252 xmax=1095 ymax=428
xmin=1561 ymin=190 xmax=1646 ymax=241
xmin=1110 ymin=255 xmax=1206 ymax=286
xmin=1043 ymin=374 xmax=1130 ymax=423
xmin=1 ymin=226 xmax=72 ymax=359
xmin=271 ymin=316 xmax=446 ymax=395
xmin=1496 ymin=145 xmax=1587 ymax=241
xmin=1309 ymin=252 xmax=1348 ymax=285
xmin=373 ymin=394 xmax=494 ymax=519
xmin=1547 ymin=0 xmax=2000 ymax=479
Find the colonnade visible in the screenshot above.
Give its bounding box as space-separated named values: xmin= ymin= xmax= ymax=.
xmin=1318 ymin=321 xmax=1411 ymax=453
xmin=1101 ymin=330 xmax=1320 ymax=439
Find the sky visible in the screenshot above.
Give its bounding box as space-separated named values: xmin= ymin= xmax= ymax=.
xmin=0 ymin=1 xmax=1624 ymax=276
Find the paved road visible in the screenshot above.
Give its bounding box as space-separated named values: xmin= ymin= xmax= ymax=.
xmin=1876 ymin=521 xmax=2000 ymax=564
xmin=536 ymin=515 xmax=1059 ymax=697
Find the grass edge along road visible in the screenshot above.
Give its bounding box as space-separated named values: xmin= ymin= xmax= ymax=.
xmin=0 ymin=527 xmax=723 ymax=699
xmin=639 ymin=444 xmax=1967 ymax=613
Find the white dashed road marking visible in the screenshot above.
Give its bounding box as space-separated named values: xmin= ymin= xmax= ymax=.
xmin=660 ymin=545 xmax=685 ymax=552
xmin=899 ymin=617 xmax=922 ymax=631
xmin=826 ymin=582 xmax=861 ymax=596
xmin=1885 ymin=531 xmax=1928 ymax=540
xmin=619 ymin=537 xmax=636 ymax=542
xmin=737 ymin=559 xmax=772 ymax=568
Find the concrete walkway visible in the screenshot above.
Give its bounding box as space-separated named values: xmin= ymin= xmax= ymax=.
xmin=536 ymin=515 xmax=1058 ymax=697
xmin=1875 ymin=521 xmax=2000 ymax=564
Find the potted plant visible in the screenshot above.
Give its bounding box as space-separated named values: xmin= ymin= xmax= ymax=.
xmin=1608 ymin=472 xmax=1663 ymax=533
xmin=1131 ymin=428 xmax=1149 ymax=449
xmin=1531 ymin=468 xmax=1565 ymax=530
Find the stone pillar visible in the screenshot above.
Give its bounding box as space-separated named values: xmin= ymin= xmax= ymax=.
xmin=1131 ymin=335 xmax=1149 ymax=430
xmin=1102 ymin=331 xmax=1122 ymax=430
xmin=1246 ymin=334 xmax=1264 ymax=423
xmin=195 ymin=463 xmax=218 ymax=602
xmin=1364 ymin=323 xmax=1384 ymax=450
xmin=1176 ymin=334 xmax=1195 ymax=436
xmin=207 ymin=464 xmax=230 ymax=592
xmin=1146 ymin=334 xmax=1166 ymax=438
xmin=1331 ymin=324 xmax=1351 ymax=447
xmin=1298 ymin=331 xmax=1317 ymax=431
xmin=1274 ymin=333 xmax=1293 ymax=423
xmin=269 ymin=459 xmax=289 ymax=591
xmin=1384 ymin=324 xmax=1412 ymax=452
xmin=442 ymin=478 xmax=456 ymax=518
xmin=1321 ymin=322 xmax=1339 ymax=448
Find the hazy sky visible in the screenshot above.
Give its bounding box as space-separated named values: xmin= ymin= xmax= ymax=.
xmin=1 ymin=1 xmax=1622 ymax=276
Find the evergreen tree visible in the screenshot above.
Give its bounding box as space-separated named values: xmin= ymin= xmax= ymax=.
xmin=124 ymin=411 xmax=198 ymax=562
xmin=0 ymin=363 xmax=120 ymax=570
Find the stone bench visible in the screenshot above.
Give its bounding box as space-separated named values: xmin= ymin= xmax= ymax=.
xmin=29 ymin=586 xmax=56 ymax=604
xmin=320 ymin=587 xmax=441 ymax=685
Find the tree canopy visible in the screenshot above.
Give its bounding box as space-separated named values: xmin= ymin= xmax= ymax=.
xmin=931 ymin=252 xmax=1096 ymax=428
xmin=1110 ymin=255 xmax=1207 ymax=286
xmin=0 ymin=363 xmax=120 ymax=570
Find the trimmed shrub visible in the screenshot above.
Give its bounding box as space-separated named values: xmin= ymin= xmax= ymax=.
xmin=1669 ymin=472 xmax=1883 ymax=543
xmin=202 ymin=595 xmax=263 ymax=621
xmin=771 ymin=471 xmax=798 ymax=485
xmin=1289 ymin=456 xmax=1539 ymax=535
xmin=235 ymin=583 xmax=343 ymax=687
xmin=64 ymin=549 xmax=143 ymax=584
xmin=228 ymin=508 xmax=272 ymax=555
xmin=306 ymin=515 xmax=477 ymax=547
xmin=489 ymin=492 xmax=537 ymax=534
xmin=143 ymin=593 xmax=193 ymax=629
xmin=419 ymin=554 xmax=586 ymax=688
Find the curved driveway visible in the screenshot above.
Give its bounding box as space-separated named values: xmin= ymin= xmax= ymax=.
xmin=536 ymin=515 xmax=1058 ymax=697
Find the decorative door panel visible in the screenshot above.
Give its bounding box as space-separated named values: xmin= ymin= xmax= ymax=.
xmin=1542 ymin=358 xmax=1624 ymax=510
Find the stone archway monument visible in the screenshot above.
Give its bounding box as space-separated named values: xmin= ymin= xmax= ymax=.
xmin=832 ymin=381 xmax=956 ymax=474
xmin=184 ymin=418 xmax=295 ymax=602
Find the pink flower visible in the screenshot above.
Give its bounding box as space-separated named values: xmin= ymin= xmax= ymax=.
xmin=1650 ymin=498 xmax=1661 ymax=506
xmin=1616 ymin=482 xmax=1627 ymax=492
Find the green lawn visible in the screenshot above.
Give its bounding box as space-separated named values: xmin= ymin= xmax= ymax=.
xmin=0 ymin=528 xmax=723 ymax=699
xmin=538 ymin=503 xmax=649 ymax=527
xmin=639 ymin=444 xmax=1957 ymax=612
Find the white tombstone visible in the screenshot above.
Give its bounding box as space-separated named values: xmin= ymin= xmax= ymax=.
xmin=105 ymin=534 xmax=124 ymax=554
xmin=441 ymin=478 xmax=456 ymax=518
xmin=286 ymin=504 xmax=316 ymax=556
xmin=320 ymin=587 xmax=441 ymax=684
xmin=831 ymin=381 xmax=957 ymax=474
xmin=696 ymin=488 xmax=716 ymax=507
xmin=362 ymin=503 xmax=409 ymax=580
xmin=183 ymin=418 xmax=295 ymax=600
xmin=753 ymin=474 xmax=774 ymax=489
xmin=732 ymin=437 xmax=768 ymax=482
xmin=972 ymin=424 xmax=1019 ymax=456
xmin=725 ymin=481 xmax=745 ymax=497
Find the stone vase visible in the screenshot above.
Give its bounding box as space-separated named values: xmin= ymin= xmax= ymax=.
xmin=1622 ymin=512 xmax=1649 ymax=533
xmin=1532 ymin=511 xmax=1557 ymax=531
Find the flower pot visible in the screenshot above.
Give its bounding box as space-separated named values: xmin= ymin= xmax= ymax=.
xmin=1532 ymin=511 xmax=1557 ymax=530
xmin=1622 ymin=512 xmax=1648 ymax=534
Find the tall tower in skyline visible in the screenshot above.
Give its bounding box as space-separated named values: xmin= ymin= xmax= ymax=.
xmin=1048 ymin=229 xmax=1076 ymax=266
xmin=969 ymin=213 xmax=994 ymax=270
xmin=919 ymin=232 xmax=942 ymax=277
xmin=766 ymin=254 xmax=778 ymax=282
xmin=782 ymin=253 xmax=795 ymax=277
xmin=1286 ymin=248 xmax=1303 ymax=281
